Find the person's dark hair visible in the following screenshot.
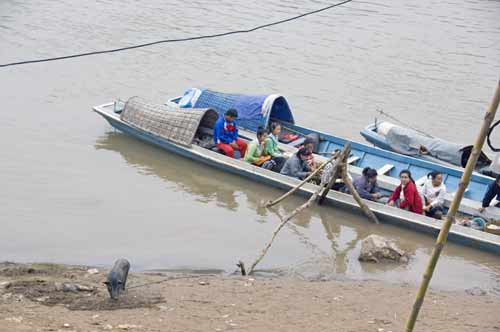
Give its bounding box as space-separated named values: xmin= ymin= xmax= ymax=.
xmin=427 ymin=171 xmax=442 ymax=180
xmin=297 ymin=147 xmax=311 ymax=157
xmin=269 ymin=122 xmax=281 ymax=133
xmin=225 ymin=108 xmax=238 ymax=118
xmin=400 ymin=170 xmax=415 ymax=183
xmin=362 ymin=167 xmax=378 ymax=178
xmin=256 ymin=126 xmax=267 ymax=138
xmin=304 ymin=137 xmax=315 ymax=146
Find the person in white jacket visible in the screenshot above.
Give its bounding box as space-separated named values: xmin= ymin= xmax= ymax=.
xmin=422 ymin=171 xmax=447 ymax=219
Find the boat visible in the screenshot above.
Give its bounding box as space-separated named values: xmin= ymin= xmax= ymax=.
xmin=167 ymin=88 xmax=500 ymax=221
xmin=360 ymin=120 xmax=499 ymax=178
xmin=93 ymin=95 xmax=500 ymax=255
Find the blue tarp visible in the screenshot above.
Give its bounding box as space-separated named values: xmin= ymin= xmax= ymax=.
xmin=178 ymin=88 xmax=294 ymax=132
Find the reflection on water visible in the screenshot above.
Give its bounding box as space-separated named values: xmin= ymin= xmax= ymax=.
xmin=95 ymin=131 xmax=500 ymax=295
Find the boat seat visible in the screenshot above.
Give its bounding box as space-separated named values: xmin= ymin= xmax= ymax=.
xmin=451 ymin=188 xmax=469 ymax=197
xmin=288 ymin=137 xmax=306 ymax=148
xmin=378 ymin=164 xmax=394 ymax=175
xmin=347 ymin=156 xmax=360 ymax=164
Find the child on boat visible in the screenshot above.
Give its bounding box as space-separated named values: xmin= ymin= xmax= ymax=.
xmin=244 ymin=126 xmax=272 ymax=168
xmin=387 ymin=170 xmax=423 ymax=214
xmin=346 ymin=167 xmax=383 ymax=202
xmin=479 ymin=174 xmax=500 ymax=212
xmin=213 ymin=109 xmax=247 ymax=159
xmin=280 ymin=147 xmax=312 ymax=180
xmin=422 ymin=171 xmax=446 ymax=219
xmin=264 ymin=122 xmax=287 ymax=172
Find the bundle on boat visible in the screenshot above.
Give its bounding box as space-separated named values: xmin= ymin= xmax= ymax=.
xmin=362 ymin=121 xmax=492 ymax=172
xmin=121 ymin=96 xmax=218 ymax=147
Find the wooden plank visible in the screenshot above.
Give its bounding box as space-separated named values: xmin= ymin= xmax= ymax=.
xmin=378 ymin=164 xmax=394 ymax=175
xmin=347 ymin=156 xmax=360 ymax=164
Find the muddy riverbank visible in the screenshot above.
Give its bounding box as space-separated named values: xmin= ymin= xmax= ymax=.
xmin=1 ymin=262 xmax=499 ymax=332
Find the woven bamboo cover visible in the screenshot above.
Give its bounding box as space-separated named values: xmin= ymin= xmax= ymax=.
xmin=120 ymin=97 xmax=218 ymax=147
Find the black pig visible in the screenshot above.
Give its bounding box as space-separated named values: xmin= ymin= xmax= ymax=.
xmin=104 ymin=258 xmax=130 ymax=300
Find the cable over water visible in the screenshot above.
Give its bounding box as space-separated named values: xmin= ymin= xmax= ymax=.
xmin=0 ymin=0 xmax=352 ymax=68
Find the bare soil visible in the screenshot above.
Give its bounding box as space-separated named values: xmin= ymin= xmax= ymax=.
xmin=1 ymin=262 xmax=499 ymax=332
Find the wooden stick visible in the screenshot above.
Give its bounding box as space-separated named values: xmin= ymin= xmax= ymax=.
xmin=264 ymin=151 xmax=339 ymax=208
xmin=405 ymin=78 xmax=500 ymax=332
xmin=341 ymin=163 xmax=380 ymax=224
xmin=318 ymin=144 xmax=351 ymax=205
xmin=237 ymin=261 xmax=246 ymax=276
xmin=249 ymin=183 xmax=326 ymax=275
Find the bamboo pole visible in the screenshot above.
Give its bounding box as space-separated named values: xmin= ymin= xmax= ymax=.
xmin=248 ymin=180 xmax=326 ymax=275
xmin=405 ymin=79 xmax=500 ymax=332
xmin=264 ymin=151 xmax=339 ymax=208
xmin=341 ymin=163 xmax=380 ymax=224
xmin=318 ymin=144 xmax=351 ymax=205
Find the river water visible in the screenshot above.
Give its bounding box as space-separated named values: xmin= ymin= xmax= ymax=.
xmin=1 ymin=0 xmax=499 ymax=295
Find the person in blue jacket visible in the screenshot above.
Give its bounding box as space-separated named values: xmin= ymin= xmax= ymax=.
xmin=213 ymin=109 xmax=247 ymax=158
xmin=480 ymin=174 xmax=500 ymax=212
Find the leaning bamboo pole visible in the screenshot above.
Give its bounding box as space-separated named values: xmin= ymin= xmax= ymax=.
xmin=341 ymin=163 xmax=380 ymax=224
xmin=265 ymin=151 xmax=339 ymax=208
xmin=405 ymin=79 xmax=500 ymax=332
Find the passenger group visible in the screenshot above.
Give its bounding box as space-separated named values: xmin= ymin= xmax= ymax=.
xmin=213 ymin=108 xmax=500 ymax=219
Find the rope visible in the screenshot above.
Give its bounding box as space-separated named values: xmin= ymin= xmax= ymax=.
xmin=375 ymin=108 xmax=434 ymax=138
xmin=487 ymin=119 xmax=500 ymax=152
xmin=0 ymin=0 xmax=353 ymax=68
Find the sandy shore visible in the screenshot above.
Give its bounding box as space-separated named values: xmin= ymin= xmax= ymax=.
xmin=0 ymin=262 xmax=499 ymax=332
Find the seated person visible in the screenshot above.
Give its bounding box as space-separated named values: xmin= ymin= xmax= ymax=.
xmin=479 ymin=174 xmax=500 ymax=212
xmin=387 ymin=170 xmax=423 ymax=214
xmin=280 ymin=147 xmax=312 ymax=180
xmin=244 ymin=126 xmax=272 ymax=167
xmin=264 ymin=122 xmax=287 ymax=172
xmin=301 ymin=137 xmax=317 ymax=170
xmin=213 ymin=108 xmax=247 ymax=159
xmin=422 ymin=171 xmax=446 ymax=219
xmin=345 ymin=167 xmax=382 ymax=201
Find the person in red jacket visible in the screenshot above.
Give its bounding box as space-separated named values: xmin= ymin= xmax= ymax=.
xmin=387 ymin=170 xmax=423 ymax=214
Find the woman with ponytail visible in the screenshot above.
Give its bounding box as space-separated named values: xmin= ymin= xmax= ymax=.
xmin=422 ymin=171 xmax=446 ymax=219
xmin=387 ymin=170 xmax=423 ymax=214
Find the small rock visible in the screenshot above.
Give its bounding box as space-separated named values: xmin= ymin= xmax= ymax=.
xmin=0 ymin=281 xmax=11 ymax=289
xmin=92 ymin=314 xmax=100 ymax=319
xmin=359 ymin=235 xmax=408 ymax=263
xmin=87 ymin=268 xmax=99 ymax=275
xmin=75 ymin=284 xmax=94 ymax=292
xmin=2 ymin=292 xmax=13 ymax=300
xmin=62 ymin=323 xmax=71 ymax=328
xmin=62 ymin=283 xmax=78 ymax=293
xmin=5 ymin=316 xmax=23 ymax=323
xmin=36 ymin=296 xmax=49 ymax=302
xmin=466 ymin=287 xmax=487 ymax=296
xmin=198 ymin=281 xmax=209 ymax=286
xmin=117 ymin=324 xmax=139 ymax=330
xmin=103 ymin=325 xmax=113 ymax=330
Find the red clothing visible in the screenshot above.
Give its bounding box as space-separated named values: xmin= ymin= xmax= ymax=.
xmin=389 ymin=181 xmax=423 ymax=214
xmin=217 ymin=138 xmax=247 ymax=159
